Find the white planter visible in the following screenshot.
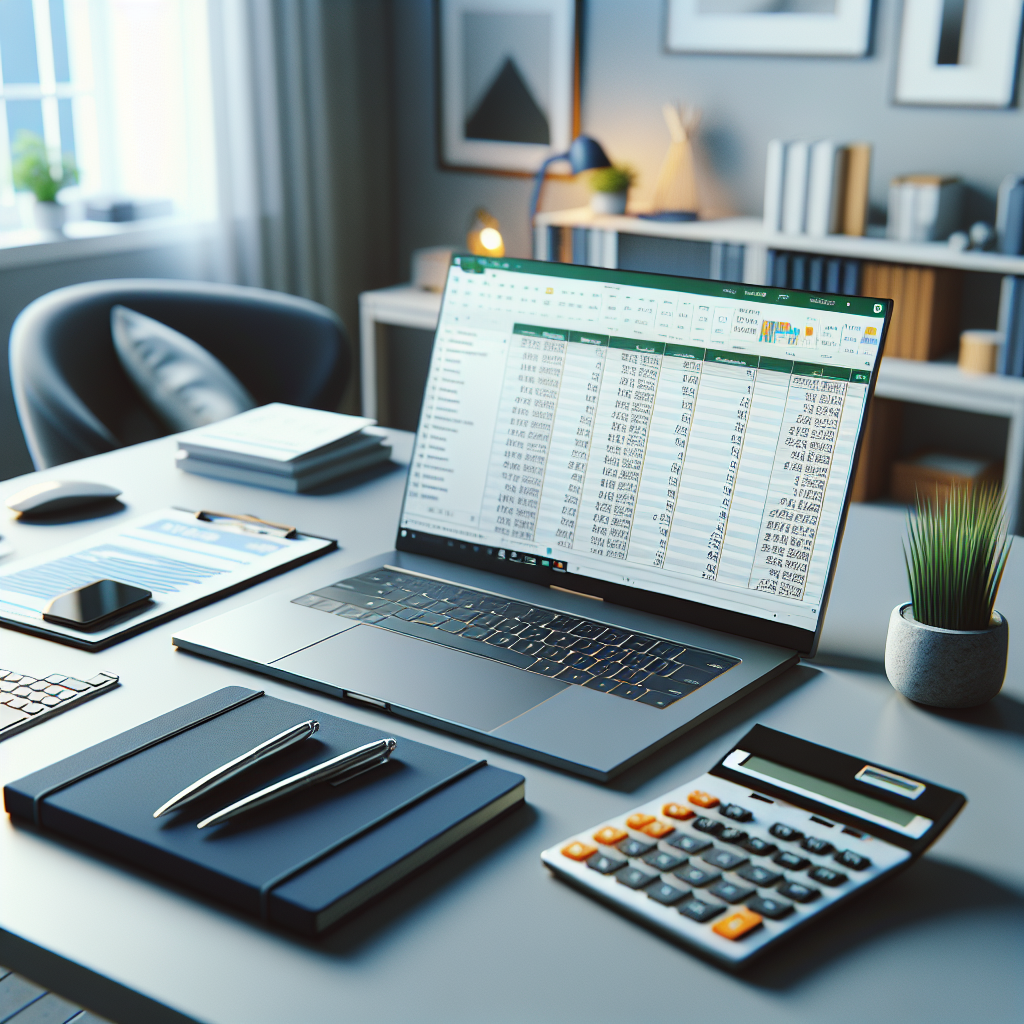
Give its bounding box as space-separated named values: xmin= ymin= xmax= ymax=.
xmin=590 ymin=191 xmax=627 ymax=215
xmin=33 ymin=200 xmax=66 ymax=234
xmin=884 ymin=602 xmax=1007 ymax=708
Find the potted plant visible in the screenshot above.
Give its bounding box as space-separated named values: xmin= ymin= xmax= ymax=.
xmin=12 ymin=131 xmax=78 ymax=234
xmin=588 ymin=165 xmax=635 ymax=216
xmin=885 ymin=484 xmax=1012 ymax=707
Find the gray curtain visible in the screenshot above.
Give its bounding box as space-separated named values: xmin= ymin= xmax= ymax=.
xmin=207 ymin=0 xmax=395 ymax=411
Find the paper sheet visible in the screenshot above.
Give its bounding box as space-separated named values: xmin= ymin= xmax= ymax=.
xmin=0 ymin=507 xmax=334 ymax=647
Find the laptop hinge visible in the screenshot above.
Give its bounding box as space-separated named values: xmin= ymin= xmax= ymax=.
xmin=344 ymin=691 xmax=389 ymax=710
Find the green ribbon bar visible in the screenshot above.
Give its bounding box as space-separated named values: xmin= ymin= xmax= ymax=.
xmin=610 ymin=337 xmax=666 ymax=355
xmin=705 ymin=348 xmax=759 ymax=369
xmin=569 ymin=330 xmax=609 ymax=346
xmin=513 ymin=323 xmax=568 ymax=341
xmin=793 ymin=361 xmax=852 ymax=381
xmin=664 ymin=343 xmax=705 ymax=360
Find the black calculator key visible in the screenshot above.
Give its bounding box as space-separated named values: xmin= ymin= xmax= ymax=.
xmin=746 ymin=896 xmax=793 ymax=920
xmin=701 ymin=848 xmax=748 ymax=871
xmin=610 ymin=683 xmax=647 ymax=700
xmin=615 ymin=865 xmax=658 ymax=890
xmin=636 ymin=690 xmax=679 ymax=709
xmin=564 ymin=652 xmax=597 ymax=670
xmin=693 ymin=817 xmax=724 ymax=836
xmin=774 ymin=851 xmax=810 ymax=871
xmin=719 ymin=828 xmax=748 ymax=846
xmin=643 ymin=850 xmax=685 ymax=872
xmin=462 ymin=626 xmax=493 ymax=640
xmin=586 ymin=853 xmax=626 ymax=874
xmin=668 ymin=834 xmax=711 ymax=855
xmin=720 ymin=803 xmax=753 ymax=823
xmin=648 ymin=640 xmax=687 ymax=661
xmin=571 ymin=622 xmax=608 ymax=639
xmin=742 ymin=836 xmax=778 ymax=857
xmin=675 ymin=865 xmax=720 ymax=887
xmin=583 ymin=677 xmax=618 ymax=692
xmin=556 ymin=667 xmax=593 ymax=685
xmin=777 ymin=881 xmax=821 ymax=903
xmin=736 ymin=864 xmax=783 ymax=887
xmin=678 ymin=897 xmax=724 ymax=923
xmin=708 ymin=880 xmax=756 ymax=904
xmin=807 ymin=866 xmax=847 ymax=887
xmin=835 ymin=850 xmax=872 ymax=871
xmin=769 ymin=823 xmax=804 ymax=842
xmin=647 ymin=881 xmax=689 ymax=906
xmin=529 ymin=659 xmax=564 ymax=677
xmin=617 ymin=838 xmax=654 ymax=858
xmin=801 ymin=836 xmax=835 ymax=856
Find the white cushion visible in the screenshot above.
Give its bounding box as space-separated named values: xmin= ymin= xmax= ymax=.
xmin=110 ymin=305 xmax=255 ymax=431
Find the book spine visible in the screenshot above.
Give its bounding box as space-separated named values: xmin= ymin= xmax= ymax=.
xmin=809 ymin=255 xmax=825 ymax=292
xmin=763 ymin=139 xmax=788 ymax=232
xmin=841 ymin=258 xmax=861 ymax=296
xmin=571 ymin=227 xmax=588 ymax=265
xmin=825 ymin=257 xmax=842 ymax=294
xmin=791 ymin=254 xmax=808 ymax=291
xmin=997 ymin=276 xmax=1018 ymax=374
xmin=998 ymin=182 xmax=1024 ymax=256
xmin=842 ymin=143 xmax=871 ymax=236
xmin=806 ymin=141 xmax=838 ymax=238
xmin=781 ymin=141 xmax=810 ymax=235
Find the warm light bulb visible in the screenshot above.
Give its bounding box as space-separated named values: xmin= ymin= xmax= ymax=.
xmin=479 ymin=227 xmax=503 ymax=251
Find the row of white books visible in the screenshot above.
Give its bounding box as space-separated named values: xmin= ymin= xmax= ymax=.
xmin=763 ymin=139 xmax=871 ymax=238
xmin=175 ymin=403 xmax=392 ymax=493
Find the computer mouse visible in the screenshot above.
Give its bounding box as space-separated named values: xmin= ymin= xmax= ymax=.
xmin=5 ymin=480 xmax=123 ymax=516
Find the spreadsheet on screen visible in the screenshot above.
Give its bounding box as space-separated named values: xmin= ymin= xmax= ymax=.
xmin=400 ymin=257 xmax=886 ymax=632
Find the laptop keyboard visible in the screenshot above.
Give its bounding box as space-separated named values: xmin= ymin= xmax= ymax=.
xmin=0 ymin=669 xmax=119 ymax=740
xmin=292 ymin=568 xmax=739 ymax=710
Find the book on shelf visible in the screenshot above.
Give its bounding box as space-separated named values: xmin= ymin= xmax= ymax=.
xmin=781 ymin=141 xmax=810 ymax=235
xmin=806 ymin=140 xmax=846 ymax=237
xmin=886 ymin=176 xmax=962 ymax=243
xmin=997 ymin=175 xmax=1024 ymax=256
xmin=998 ymin=276 xmax=1024 ymax=377
xmin=762 ymin=139 xmax=788 ymax=232
xmin=842 ymin=143 xmax=871 ymax=237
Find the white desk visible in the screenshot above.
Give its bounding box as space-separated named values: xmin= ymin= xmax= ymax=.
xmin=0 ymin=434 xmax=1022 ymax=1024
xmin=358 ymin=285 xmax=441 ymax=421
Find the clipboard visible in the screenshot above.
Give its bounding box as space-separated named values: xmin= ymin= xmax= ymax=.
xmin=0 ymin=507 xmax=336 ymax=650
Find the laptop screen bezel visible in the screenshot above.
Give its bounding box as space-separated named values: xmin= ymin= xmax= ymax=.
xmin=395 ymin=257 xmax=893 ymax=658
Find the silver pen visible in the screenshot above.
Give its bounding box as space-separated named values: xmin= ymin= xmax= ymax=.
xmin=153 ymin=720 xmax=320 ymax=819
xmin=196 ymin=737 xmax=397 ymax=829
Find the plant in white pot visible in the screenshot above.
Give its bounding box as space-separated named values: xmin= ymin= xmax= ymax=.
xmin=588 ymin=165 xmax=635 ymax=215
xmin=886 ymin=485 xmax=1012 ymax=708
xmin=12 ymin=131 xmax=78 ymax=234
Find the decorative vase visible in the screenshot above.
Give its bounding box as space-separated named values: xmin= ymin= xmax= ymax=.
xmin=591 ymin=191 xmax=627 ymax=215
xmin=884 ymin=602 xmax=1007 ymax=708
xmin=33 ymin=200 xmax=66 ymax=234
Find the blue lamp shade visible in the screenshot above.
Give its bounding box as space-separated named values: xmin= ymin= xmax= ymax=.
xmin=529 ymin=135 xmax=611 ymax=230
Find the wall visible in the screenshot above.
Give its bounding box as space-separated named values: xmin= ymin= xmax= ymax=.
xmin=0 ymin=233 xmax=219 ymax=481
xmin=392 ymin=0 xmax=1024 ymax=267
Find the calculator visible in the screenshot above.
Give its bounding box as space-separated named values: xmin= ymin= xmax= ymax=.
xmin=541 ymin=725 xmax=966 ymax=968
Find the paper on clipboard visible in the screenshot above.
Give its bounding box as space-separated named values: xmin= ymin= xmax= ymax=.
xmin=0 ymin=508 xmax=335 ymax=649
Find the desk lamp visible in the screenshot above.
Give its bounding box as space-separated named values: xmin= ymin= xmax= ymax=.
xmin=529 ymin=135 xmax=611 ymax=234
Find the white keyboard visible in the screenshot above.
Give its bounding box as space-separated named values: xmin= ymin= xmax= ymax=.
xmin=0 ymin=669 xmax=118 ymax=740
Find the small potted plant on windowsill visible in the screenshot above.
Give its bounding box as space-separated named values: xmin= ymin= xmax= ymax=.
xmin=12 ymin=130 xmax=78 ymax=234
xmin=588 ymin=165 xmax=635 ymax=216
xmin=885 ymin=484 xmax=1012 ymax=708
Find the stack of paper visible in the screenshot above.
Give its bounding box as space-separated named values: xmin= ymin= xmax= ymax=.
xmin=175 ymin=403 xmax=391 ymax=492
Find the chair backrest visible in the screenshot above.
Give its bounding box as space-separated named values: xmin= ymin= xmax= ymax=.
xmin=9 ymin=279 xmax=350 ymax=469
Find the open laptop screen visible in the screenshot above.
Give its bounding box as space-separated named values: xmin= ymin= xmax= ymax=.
xmin=397 ymin=256 xmax=890 ymax=652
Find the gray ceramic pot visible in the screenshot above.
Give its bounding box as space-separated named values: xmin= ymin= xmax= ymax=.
xmin=884 ymin=602 xmax=1007 ymax=708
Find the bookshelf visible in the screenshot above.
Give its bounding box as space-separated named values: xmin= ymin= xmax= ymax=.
xmin=534 ymin=209 xmax=1024 ymax=531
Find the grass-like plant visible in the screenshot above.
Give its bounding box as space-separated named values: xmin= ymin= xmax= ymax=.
xmin=12 ymin=130 xmax=77 ymax=203
xmin=904 ymin=484 xmax=1012 ymax=631
xmin=589 ymin=165 xmax=635 ymax=194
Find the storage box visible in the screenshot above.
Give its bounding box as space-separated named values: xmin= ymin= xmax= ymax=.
xmin=890 ymin=452 xmax=1002 ymax=507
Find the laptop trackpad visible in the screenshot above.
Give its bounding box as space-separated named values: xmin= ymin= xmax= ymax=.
xmin=271 ymin=624 xmax=566 ymax=732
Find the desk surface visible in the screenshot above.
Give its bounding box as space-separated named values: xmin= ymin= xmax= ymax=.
xmin=1 ymin=433 xmax=1021 ymax=1024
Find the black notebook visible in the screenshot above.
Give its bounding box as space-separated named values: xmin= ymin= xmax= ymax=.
xmin=4 ymin=687 xmax=525 ymax=935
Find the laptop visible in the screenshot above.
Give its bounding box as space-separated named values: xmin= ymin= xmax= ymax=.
xmin=174 ymin=256 xmax=891 ymax=780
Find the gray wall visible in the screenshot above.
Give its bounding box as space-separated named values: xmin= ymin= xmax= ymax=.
xmin=392 ymin=0 xmax=1024 ymax=266
xmin=0 ymin=237 xmax=218 ymax=481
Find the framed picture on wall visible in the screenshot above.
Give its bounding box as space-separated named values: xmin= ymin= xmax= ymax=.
xmin=665 ymin=0 xmax=873 ymax=57
xmin=437 ymin=0 xmax=580 ymax=175
xmin=894 ymin=0 xmax=1024 ymax=108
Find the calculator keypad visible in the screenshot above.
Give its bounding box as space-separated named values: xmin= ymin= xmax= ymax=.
xmin=542 ymin=769 xmax=911 ymax=965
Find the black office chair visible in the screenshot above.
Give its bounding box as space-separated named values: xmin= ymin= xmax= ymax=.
xmin=9 ymin=279 xmax=351 ymax=469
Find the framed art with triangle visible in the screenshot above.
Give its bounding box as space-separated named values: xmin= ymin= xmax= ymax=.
xmin=437 ymin=0 xmax=581 ymax=175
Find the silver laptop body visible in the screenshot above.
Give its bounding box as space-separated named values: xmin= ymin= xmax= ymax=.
xmin=175 ymin=256 xmax=891 ymax=780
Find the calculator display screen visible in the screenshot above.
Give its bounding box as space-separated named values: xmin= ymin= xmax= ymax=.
xmin=742 ymin=755 xmax=916 ymax=827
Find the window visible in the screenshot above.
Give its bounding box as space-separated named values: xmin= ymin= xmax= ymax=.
xmin=0 ymin=0 xmax=215 ymax=230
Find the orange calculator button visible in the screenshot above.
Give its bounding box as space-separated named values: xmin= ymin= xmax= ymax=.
xmin=561 ymin=841 xmax=598 ymax=861
xmin=593 ymin=826 xmax=628 ymax=846
xmin=641 ymin=820 xmax=676 ymax=839
xmin=662 ymin=802 xmax=695 ymax=821
xmin=689 ymin=790 xmax=720 ymax=808
xmin=712 ymin=909 xmax=763 ymax=940
xmin=625 ymin=813 xmax=656 ymax=831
